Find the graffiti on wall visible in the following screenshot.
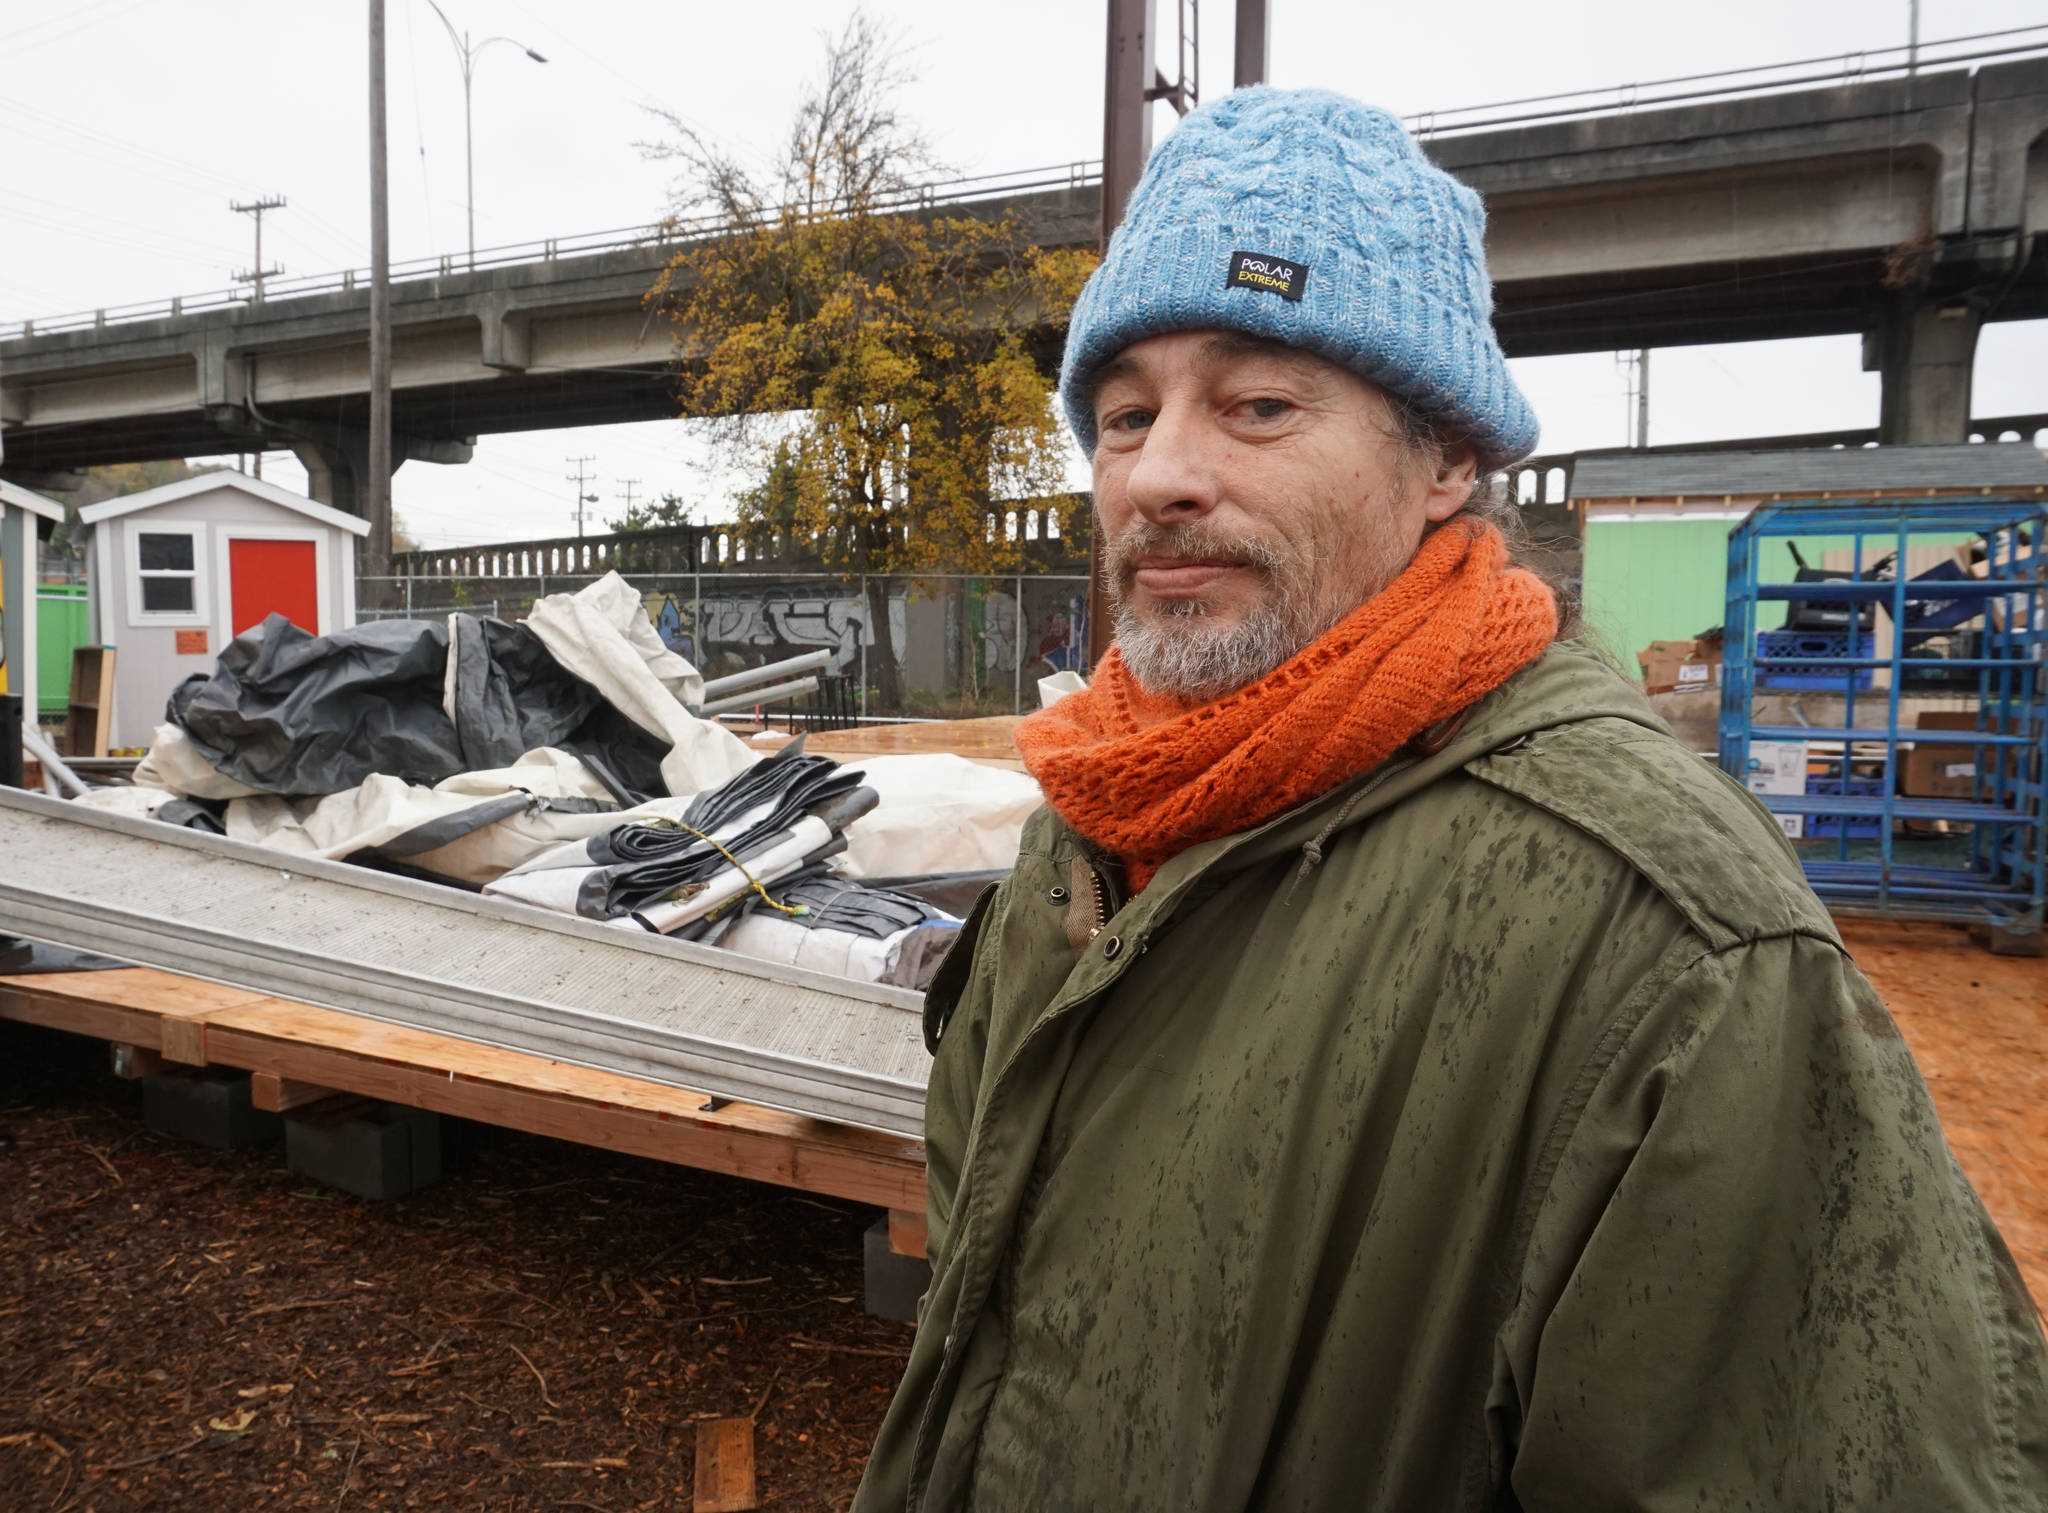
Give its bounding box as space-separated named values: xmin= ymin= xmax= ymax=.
xmin=651 ymin=582 xmax=1089 ymax=685
xmin=653 ymin=587 xmax=905 ymax=674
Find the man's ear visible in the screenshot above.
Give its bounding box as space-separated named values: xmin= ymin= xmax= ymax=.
xmin=1422 ymin=444 xmax=1480 ymax=523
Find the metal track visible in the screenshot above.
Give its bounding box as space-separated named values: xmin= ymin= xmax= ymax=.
xmin=0 ymin=788 xmax=930 ymax=1137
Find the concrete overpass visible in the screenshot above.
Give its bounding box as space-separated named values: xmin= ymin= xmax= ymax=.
xmin=4 ymin=58 xmax=2046 ymax=513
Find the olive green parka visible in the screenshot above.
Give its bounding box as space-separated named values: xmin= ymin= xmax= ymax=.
xmin=855 ymin=641 xmax=2048 ymax=1512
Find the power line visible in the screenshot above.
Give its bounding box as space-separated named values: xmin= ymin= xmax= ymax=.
xmin=0 ymin=0 xmax=154 ymax=54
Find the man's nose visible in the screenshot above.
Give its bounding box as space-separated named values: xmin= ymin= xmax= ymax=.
xmin=1122 ymin=402 xmax=1222 ymax=526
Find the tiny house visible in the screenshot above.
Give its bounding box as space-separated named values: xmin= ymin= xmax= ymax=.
xmin=79 ymin=473 xmax=368 ymax=749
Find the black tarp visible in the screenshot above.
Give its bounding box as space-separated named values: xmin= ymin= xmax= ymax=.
xmin=167 ymin=613 xmax=671 ymax=799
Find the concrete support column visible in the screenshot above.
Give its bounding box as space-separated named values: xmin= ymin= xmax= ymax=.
xmin=1870 ymin=294 xmax=1984 ymax=445
xmin=290 ymin=430 xmax=406 ymax=611
xmin=291 ymin=431 xmax=380 ymax=518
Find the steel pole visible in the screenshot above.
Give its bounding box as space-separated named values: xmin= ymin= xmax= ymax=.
xmin=463 ymin=45 xmax=476 ymax=267
xmin=1090 ymin=0 xmax=1157 ymax=671
xmin=367 ymin=0 xmax=394 ymax=590
xmin=1234 ymin=0 xmax=1269 ymax=87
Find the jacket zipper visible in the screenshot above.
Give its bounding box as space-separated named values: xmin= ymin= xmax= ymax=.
xmin=1083 ymin=863 xmax=1110 ymax=941
xmin=913 ymin=849 xmax=1121 ymax=1505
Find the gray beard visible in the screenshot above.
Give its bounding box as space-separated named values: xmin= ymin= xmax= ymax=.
xmin=1105 ymin=520 xmax=1340 ymax=703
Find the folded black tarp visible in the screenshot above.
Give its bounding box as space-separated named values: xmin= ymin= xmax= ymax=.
xmin=489 ymin=749 xmax=874 ymax=921
xmin=167 ymin=612 xmax=671 ymax=799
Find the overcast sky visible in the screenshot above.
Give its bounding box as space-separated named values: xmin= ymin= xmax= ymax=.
xmin=4 ymin=0 xmax=2046 ymax=547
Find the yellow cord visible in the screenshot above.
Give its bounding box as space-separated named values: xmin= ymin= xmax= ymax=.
xmin=645 ymin=817 xmax=808 ymax=917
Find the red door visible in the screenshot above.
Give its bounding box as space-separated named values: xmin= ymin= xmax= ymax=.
xmin=228 ymin=538 xmax=320 ymax=636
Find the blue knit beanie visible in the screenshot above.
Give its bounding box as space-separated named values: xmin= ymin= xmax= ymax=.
xmin=1060 ymin=87 xmax=1537 ymax=469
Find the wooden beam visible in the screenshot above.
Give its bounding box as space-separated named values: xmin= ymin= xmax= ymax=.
xmin=108 ymin=1042 xmax=165 ymax=1079
xmin=158 ymin=1015 xmax=208 ymax=1065
xmin=693 ymin=1418 xmax=757 ymax=1512
xmin=0 ymin=969 xmax=927 ymax=1214
xmin=888 ymin=1207 xmax=928 ymax=1260
xmin=249 ymin=1071 xmax=347 ymax=1113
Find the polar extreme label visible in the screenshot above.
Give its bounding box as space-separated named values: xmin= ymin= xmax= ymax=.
xmin=1226 ymin=250 xmax=1308 ymax=302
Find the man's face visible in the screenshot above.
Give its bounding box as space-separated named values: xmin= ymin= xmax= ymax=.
xmin=1089 ymin=331 xmax=1474 ymax=701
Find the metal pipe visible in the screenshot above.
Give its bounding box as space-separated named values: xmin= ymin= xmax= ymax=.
xmin=699 ymin=676 xmax=821 ymax=719
xmin=700 ymin=650 xmax=832 ymax=700
xmin=22 ymin=724 xmax=89 ymax=798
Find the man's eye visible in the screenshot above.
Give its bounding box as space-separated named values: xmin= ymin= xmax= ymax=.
xmin=1107 ymin=409 xmax=1154 ymax=431
xmin=1246 ymin=397 xmax=1290 ymax=419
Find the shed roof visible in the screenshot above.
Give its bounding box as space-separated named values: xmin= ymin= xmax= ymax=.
xmin=0 ymin=478 xmax=68 ymax=525
xmin=1567 ymin=442 xmax=2048 ymax=504
xmin=78 ymin=471 xmax=372 ymax=536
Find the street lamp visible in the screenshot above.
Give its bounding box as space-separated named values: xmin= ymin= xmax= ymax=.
xmin=424 ymin=0 xmax=546 ymax=269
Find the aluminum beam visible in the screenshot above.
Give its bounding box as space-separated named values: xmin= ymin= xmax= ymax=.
xmin=0 ymin=787 xmax=930 ymax=1136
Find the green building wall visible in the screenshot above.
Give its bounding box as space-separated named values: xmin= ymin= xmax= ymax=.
xmin=1579 ymin=517 xmax=1973 ymax=668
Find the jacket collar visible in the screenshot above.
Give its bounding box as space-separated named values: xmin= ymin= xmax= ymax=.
xmin=1040 ymin=639 xmax=1668 ymax=926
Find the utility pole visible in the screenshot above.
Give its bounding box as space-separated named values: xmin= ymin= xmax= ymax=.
xmin=617 ymin=478 xmax=642 ymax=524
xmin=1102 ymin=0 xmax=1156 ymax=249
xmin=567 ymin=456 xmax=597 ymax=537
xmin=425 ymin=1 xmax=547 ymax=269
xmin=1617 ymin=348 xmax=1651 ymax=448
xmin=1635 ymin=348 xmax=1650 ymax=448
xmin=1908 ymin=0 xmax=1921 ymax=75
xmin=1234 ymin=0 xmax=1269 ymax=87
xmin=367 ymin=0 xmax=394 ymax=590
xmin=231 ymin=196 xmax=286 ymax=302
xmin=1091 ymin=0 xmax=1159 ymax=667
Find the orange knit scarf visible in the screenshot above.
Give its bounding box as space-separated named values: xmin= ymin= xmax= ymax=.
xmin=1014 ymin=518 xmax=1557 ymax=892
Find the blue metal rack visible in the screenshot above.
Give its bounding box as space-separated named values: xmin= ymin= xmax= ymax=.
xmin=1718 ymin=495 xmax=2046 ymax=946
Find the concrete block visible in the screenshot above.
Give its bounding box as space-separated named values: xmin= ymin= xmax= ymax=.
xmin=142 ymin=1069 xmax=282 ymax=1151
xmin=286 ymin=1102 xmax=442 ymax=1201
xmin=1972 ymin=921 xmax=2045 ymax=957
xmin=864 ymin=1215 xmax=931 ymax=1324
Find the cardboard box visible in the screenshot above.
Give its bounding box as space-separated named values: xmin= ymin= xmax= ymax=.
xmin=1637 ymin=638 xmax=1722 ymax=695
xmin=1744 ymin=739 xmax=1808 ymax=840
xmin=1903 ymin=712 xmax=2002 ymax=801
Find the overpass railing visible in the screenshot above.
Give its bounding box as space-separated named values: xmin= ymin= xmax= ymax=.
xmin=0 ymin=157 xmax=1103 ymax=342
xmin=1408 ymin=21 xmax=2048 ymax=137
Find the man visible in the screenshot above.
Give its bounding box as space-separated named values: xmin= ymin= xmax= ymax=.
xmin=855 ymin=88 xmax=2048 ymax=1511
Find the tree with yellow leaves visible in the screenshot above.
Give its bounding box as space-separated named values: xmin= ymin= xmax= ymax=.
xmin=645 ymin=11 xmax=1096 ymax=705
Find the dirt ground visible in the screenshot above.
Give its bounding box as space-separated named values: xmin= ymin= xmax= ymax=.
xmin=0 ymin=1022 xmax=912 ymax=1512
xmin=1839 ymin=918 xmax=2048 ymax=1310
xmin=0 ymin=917 xmax=2040 ymax=1510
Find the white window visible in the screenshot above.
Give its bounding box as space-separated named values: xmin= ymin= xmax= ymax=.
xmin=124 ymin=520 xmax=209 ymax=627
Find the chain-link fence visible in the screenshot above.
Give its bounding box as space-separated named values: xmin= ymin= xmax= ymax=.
xmin=358 ymin=570 xmax=1095 ymax=722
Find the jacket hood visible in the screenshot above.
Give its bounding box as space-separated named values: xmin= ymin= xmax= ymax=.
xmin=1437 ymin=637 xmax=1669 ymax=763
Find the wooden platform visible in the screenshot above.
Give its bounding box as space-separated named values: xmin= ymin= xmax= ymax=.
xmin=791 ymin=714 xmax=1026 ymax=771
xmin=0 ymin=967 xmax=929 ymax=1257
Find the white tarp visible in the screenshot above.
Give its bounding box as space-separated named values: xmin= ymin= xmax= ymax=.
xmin=835 ymin=754 xmax=1041 ymax=878
xmin=80 ymin=748 xmax=706 ymax=887
xmin=523 ymin=574 xmax=754 ymax=797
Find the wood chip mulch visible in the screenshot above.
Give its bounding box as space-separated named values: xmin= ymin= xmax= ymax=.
xmin=0 ymin=1020 xmax=914 ymax=1511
